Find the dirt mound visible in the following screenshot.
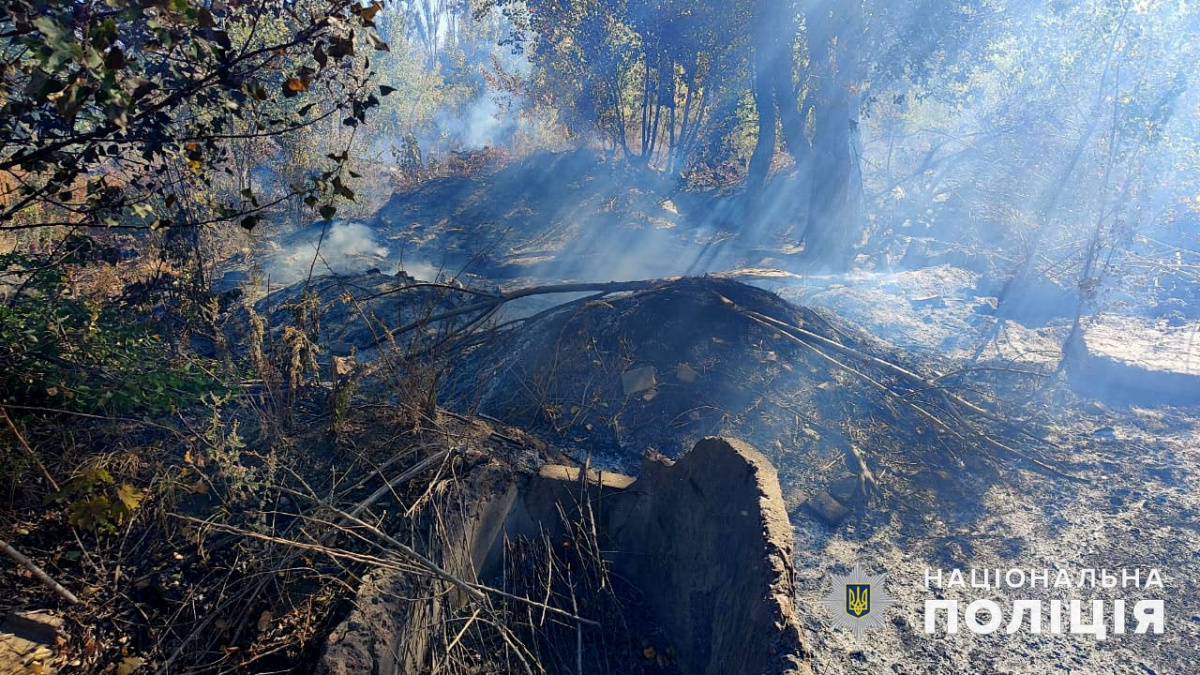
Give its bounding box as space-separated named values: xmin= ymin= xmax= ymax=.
xmin=320 ymin=437 xmax=812 ymax=675
xmin=361 ymin=150 xmax=810 ymax=284
xmin=368 ymin=149 xmax=711 ymax=282
xmin=444 ymin=276 xmax=1016 ymax=519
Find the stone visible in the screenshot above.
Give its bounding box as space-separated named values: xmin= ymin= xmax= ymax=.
xmin=803 ymin=491 xmax=850 ymax=527
xmin=827 ymin=475 xmax=867 ymax=507
xmin=1 ymin=611 xmax=63 ymax=674
xmin=620 ymin=366 xmax=657 ymax=396
xmin=675 ymin=362 xmax=699 ymax=384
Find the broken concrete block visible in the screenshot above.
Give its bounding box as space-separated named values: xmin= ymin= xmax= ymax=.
xmin=323 ymin=437 xmax=814 ymax=675
xmin=1066 ymin=314 xmax=1200 ymax=405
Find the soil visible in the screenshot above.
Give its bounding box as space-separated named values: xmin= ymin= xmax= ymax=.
xmin=437 ymin=273 xmax=1200 ymax=675
xmin=222 ymin=152 xmax=1200 ymax=674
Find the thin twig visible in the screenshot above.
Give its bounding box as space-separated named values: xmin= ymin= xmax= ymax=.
xmin=1 ymin=407 xmax=60 ymax=492
xmin=347 ymin=446 xmax=458 ymax=519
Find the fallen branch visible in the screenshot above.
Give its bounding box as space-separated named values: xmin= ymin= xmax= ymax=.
xmin=739 ymin=308 xmax=1085 ymax=481
xmin=742 ymin=308 xmax=997 ymax=419
xmin=369 ymin=279 xmax=663 ymax=348
xmin=347 ymin=446 xmax=458 ymax=519
xmin=0 ymin=539 xmax=78 ymax=604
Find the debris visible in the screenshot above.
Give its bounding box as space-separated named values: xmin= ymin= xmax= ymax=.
xmin=332 ymin=355 xmax=356 ymax=376
xmin=910 ymin=295 xmax=946 ymax=309
xmin=116 ymin=656 xmax=145 ymax=675
xmin=621 ymin=366 xmax=657 ymax=396
xmin=0 ymin=540 xmax=78 ymax=605
xmin=674 ymin=362 xmax=699 ymax=383
xmin=827 ymin=475 xmax=867 ymax=507
xmin=802 ymin=491 xmax=850 ymax=527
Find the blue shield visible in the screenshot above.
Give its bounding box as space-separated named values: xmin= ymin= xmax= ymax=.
xmin=846 ymin=583 xmax=870 ymax=618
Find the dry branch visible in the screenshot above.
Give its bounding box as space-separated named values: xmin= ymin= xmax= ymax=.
xmin=738 ymin=306 xmax=1084 ymax=480
xmin=1 ymin=538 xmax=79 ymax=604
xmin=2 ymin=406 xmax=60 ymax=492
xmin=370 ymin=279 xmax=663 ymax=348
xmin=347 ymin=446 xmax=457 ymax=519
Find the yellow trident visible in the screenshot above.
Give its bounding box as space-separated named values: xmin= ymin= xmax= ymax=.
xmin=846 ymin=584 xmax=870 ymax=618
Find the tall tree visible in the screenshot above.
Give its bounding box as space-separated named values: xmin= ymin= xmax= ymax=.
xmin=746 ymin=0 xmax=807 ymax=198
xmin=800 ymin=0 xmax=865 ymax=269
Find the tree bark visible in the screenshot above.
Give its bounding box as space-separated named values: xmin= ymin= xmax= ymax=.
xmin=746 ymin=54 xmax=777 ymax=200
xmin=802 ymin=0 xmax=864 ymax=270
xmin=747 ymin=0 xmax=808 ymax=206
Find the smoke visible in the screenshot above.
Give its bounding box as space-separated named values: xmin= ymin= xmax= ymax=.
xmin=431 ymin=92 xmax=519 ymax=151
xmin=264 ymin=220 xmax=459 ymax=287
xmin=268 ymin=222 xmax=390 ymax=284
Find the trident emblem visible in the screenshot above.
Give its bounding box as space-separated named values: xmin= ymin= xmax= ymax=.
xmin=820 ymin=563 xmax=896 ymax=640
xmin=846 ymin=583 xmax=871 ymax=618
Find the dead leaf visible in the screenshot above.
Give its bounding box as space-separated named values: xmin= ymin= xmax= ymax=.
xmin=333 ymin=356 xmax=355 ymax=376
xmin=116 ymin=656 xmax=144 ymax=675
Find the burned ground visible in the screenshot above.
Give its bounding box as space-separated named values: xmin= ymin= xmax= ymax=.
xmin=442 ymin=276 xmax=1049 ymax=535
xmin=7 ymin=149 xmax=1199 ymax=675
xmin=201 ymin=152 xmax=1200 ymax=675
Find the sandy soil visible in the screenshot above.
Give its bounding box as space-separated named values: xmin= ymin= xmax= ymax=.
xmin=792 ymin=404 xmax=1200 ymax=675
xmin=767 ymin=268 xmax=1200 ymax=675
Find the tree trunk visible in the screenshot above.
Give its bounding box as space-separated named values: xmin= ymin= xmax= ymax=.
xmin=804 ymin=79 xmax=862 ymax=269
xmin=746 ymin=58 xmax=777 ymax=200
xmin=802 ymin=0 xmax=864 ymax=270
xmin=747 ymin=0 xmax=806 ymax=205
xmin=773 ymin=57 xmax=808 ymax=164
